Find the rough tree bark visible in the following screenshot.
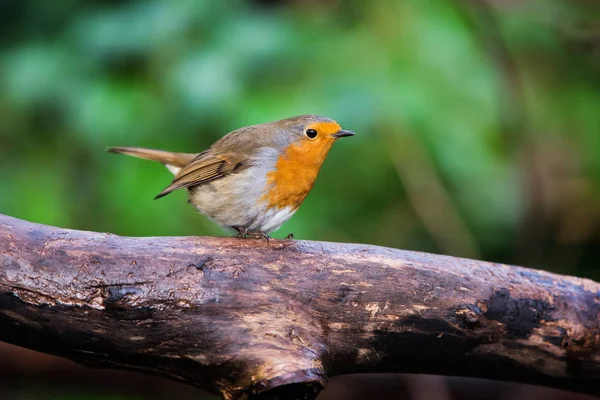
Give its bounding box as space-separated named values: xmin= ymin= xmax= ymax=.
xmin=0 ymin=214 xmax=599 ymax=399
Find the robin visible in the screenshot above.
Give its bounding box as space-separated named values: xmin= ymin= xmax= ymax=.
xmin=107 ymin=115 xmax=354 ymax=240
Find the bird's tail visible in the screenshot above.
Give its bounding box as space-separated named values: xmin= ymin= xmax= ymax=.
xmin=106 ymin=147 xmax=196 ymax=175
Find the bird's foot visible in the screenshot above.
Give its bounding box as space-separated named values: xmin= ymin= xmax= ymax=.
xmin=232 ymin=226 xmax=248 ymax=238
xmin=232 ymin=227 xmax=270 ymax=244
xmin=255 ymin=230 xmax=270 ymax=244
xmin=284 ymin=233 xmax=294 ymax=240
xmin=247 ymin=230 xmax=270 ymax=244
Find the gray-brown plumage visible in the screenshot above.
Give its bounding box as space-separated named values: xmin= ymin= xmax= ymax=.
xmin=107 ymin=115 xmax=354 ymax=234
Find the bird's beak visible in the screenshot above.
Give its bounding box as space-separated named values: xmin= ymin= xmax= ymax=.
xmin=331 ymin=129 xmax=355 ymax=138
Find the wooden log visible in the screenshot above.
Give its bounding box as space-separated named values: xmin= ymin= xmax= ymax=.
xmin=0 ymin=214 xmax=598 ymax=399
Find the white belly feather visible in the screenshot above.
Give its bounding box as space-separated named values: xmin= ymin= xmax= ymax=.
xmin=246 ymin=206 xmax=296 ymax=233
xmin=181 ymin=148 xmax=297 ymax=234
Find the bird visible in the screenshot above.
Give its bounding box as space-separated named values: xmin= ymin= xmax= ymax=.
xmin=107 ymin=115 xmax=354 ymax=241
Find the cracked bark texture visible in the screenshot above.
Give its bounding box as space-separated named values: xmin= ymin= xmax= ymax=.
xmin=0 ymin=214 xmax=599 ymax=399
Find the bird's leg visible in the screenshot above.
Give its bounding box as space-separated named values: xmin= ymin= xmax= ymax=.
xmin=260 ymin=231 xmax=270 ymax=244
xmin=244 ymin=230 xmax=270 ymax=244
xmin=232 ymin=226 xmax=247 ymax=238
xmin=284 ymin=233 xmax=294 ymax=240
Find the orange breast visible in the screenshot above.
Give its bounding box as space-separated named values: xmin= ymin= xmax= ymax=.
xmin=261 ymin=138 xmax=335 ymax=209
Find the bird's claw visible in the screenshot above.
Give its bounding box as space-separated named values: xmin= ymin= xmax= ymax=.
xmin=232 ymin=227 xmax=270 ymax=244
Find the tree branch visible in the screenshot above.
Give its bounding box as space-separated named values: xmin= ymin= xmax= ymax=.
xmin=0 ymin=214 xmax=599 ymax=399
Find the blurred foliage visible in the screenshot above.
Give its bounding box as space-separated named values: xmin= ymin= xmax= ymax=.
xmin=1 ymin=0 xmax=599 ymax=282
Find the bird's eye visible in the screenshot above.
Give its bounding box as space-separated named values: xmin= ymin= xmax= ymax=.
xmin=305 ymin=129 xmax=318 ymax=139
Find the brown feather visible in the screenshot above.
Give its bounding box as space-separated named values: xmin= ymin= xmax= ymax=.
xmin=106 ymin=147 xmax=195 ymax=167
xmin=154 ymin=151 xmax=248 ymax=199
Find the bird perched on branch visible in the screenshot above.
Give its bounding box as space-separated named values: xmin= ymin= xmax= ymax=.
xmin=107 ymin=115 xmax=354 ymax=240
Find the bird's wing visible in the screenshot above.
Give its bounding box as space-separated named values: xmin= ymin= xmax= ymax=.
xmin=154 ymin=150 xmax=247 ymax=199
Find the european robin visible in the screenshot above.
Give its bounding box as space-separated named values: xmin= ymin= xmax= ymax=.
xmin=107 ymin=115 xmax=354 ymax=239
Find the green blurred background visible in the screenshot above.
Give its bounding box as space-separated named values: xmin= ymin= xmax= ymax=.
xmin=0 ymin=0 xmax=599 ymax=399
